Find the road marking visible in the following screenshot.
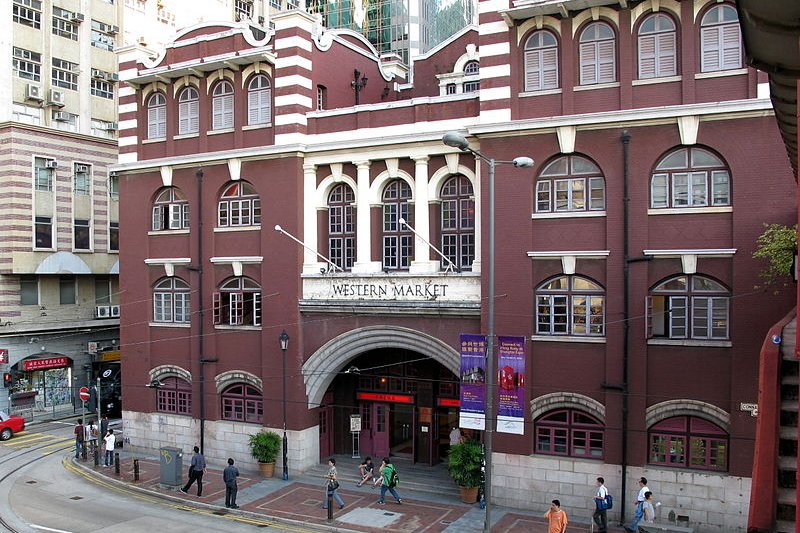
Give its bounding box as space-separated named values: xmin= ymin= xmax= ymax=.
xmin=29 ymin=524 xmax=74 ymax=533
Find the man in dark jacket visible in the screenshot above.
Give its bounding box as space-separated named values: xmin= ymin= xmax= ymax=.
xmin=180 ymin=446 xmax=207 ymax=496
xmin=223 ymin=457 xmax=239 ymax=509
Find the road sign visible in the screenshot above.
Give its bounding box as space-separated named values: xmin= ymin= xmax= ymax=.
xmin=79 ymin=386 xmax=90 ymax=401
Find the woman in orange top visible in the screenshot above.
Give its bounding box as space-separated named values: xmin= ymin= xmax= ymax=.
xmin=544 ymin=499 xmax=568 ymax=533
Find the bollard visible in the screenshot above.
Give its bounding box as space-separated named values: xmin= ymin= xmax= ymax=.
xmin=327 ymin=492 xmax=333 ymax=522
xmin=114 ymin=452 xmax=120 ymax=475
xmin=133 ymin=458 xmax=140 ymax=481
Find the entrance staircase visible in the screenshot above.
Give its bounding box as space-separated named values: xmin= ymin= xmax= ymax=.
xmin=777 ymin=318 xmax=798 ymax=533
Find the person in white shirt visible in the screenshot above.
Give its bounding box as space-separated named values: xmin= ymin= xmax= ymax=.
xmin=593 ymin=476 xmax=609 ymax=533
xmin=643 ymin=491 xmax=656 ymax=523
xmin=85 ymin=419 xmax=99 ymax=458
xmin=625 ymin=477 xmax=649 ymax=532
xmin=103 ymin=429 xmax=116 ymax=467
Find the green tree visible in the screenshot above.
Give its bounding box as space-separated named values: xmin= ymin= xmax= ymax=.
xmin=753 ymin=223 xmax=797 ymax=286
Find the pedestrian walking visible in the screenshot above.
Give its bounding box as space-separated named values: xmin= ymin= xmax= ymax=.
xmin=643 ymin=491 xmax=656 ymax=524
xmin=103 ymin=429 xmax=115 ymax=467
xmin=86 ymin=419 xmax=99 ymax=458
xmin=449 ymin=426 xmax=463 ymax=446
xmin=223 ymin=458 xmax=239 ymax=509
xmin=322 ymin=457 xmax=344 ymax=509
xmin=544 ymin=499 xmax=568 ymax=533
xmin=357 ymin=456 xmax=374 ymax=487
xmin=625 ymin=477 xmax=650 ymax=532
xmin=73 ymin=419 xmax=84 ymax=459
xmin=100 ymin=414 xmax=109 ymax=439
xmin=180 ymin=446 xmax=207 ymax=496
xmin=376 ymin=457 xmax=402 ymax=505
xmin=593 ymin=476 xmax=609 ymax=533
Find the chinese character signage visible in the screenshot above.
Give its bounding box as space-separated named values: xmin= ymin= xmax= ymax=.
xmin=0 ymin=349 xmax=7 ymax=364
xmin=23 ymin=356 xmax=69 ymax=371
xmin=459 ymin=334 xmax=486 ymax=430
xmin=497 ymin=336 xmax=526 ymax=435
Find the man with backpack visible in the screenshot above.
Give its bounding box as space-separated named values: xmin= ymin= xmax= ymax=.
xmin=376 ymin=457 xmax=402 ymax=505
xmin=593 ymin=476 xmax=611 ymax=533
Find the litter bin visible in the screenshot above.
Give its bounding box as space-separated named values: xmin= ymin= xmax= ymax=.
xmin=159 ymin=446 xmax=183 ymax=486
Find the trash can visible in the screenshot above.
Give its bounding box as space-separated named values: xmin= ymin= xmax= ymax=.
xmin=159 ymin=446 xmax=183 ymax=486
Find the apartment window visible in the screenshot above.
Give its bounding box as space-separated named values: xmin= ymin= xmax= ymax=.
xmin=441 ymin=175 xmax=474 ymax=271
xmin=316 ymin=85 xmax=327 ymax=111
xmin=147 ymin=93 xmax=167 ymax=139
xmin=650 ymin=147 xmax=730 ymax=209
xmin=178 ymin=87 xmax=199 ymax=135
xmin=328 ymin=184 xmax=355 ymax=271
xmin=13 ymin=47 xmax=41 ymax=82
xmin=247 ymin=75 xmax=272 ymax=125
xmin=74 ymin=163 xmax=91 ymax=195
xmin=153 ymin=278 xmax=191 ymax=323
xmin=524 ymin=30 xmax=559 ymax=92
xmin=579 ymin=21 xmax=616 ymax=85
xmin=638 ymin=13 xmax=677 ymax=79
xmin=157 ymin=377 xmax=192 ymax=415
xmin=74 ymin=219 xmax=91 ymax=250
xmin=221 ymin=383 xmax=263 ymax=423
xmin=52 ymin=57 xmax=78 ymax=91
xmin=12 ymin=103 xmax=42 ymax=125
xmin=95 ymin=277 xmax=111 ymax=304
xmin=152 ymin=187 xmax=189 ymax=231
xmin=382 ymin=179 xmax=413 ymax=270
xmin=91 ymin=20 xmax=116 ymax=51
xmin=109 ymin=222 xmax=119 ymax=251
xmin=213 ymin=277 xmax=261 ymax=326
xmin=109 ymin=174 xmax=119 ymax=200
xmin=647 ymin=275 xmax=730 ymax=340
xmin=13 ymin=0 xmax=41 ymax=29
xmin=20 ymin=277 xmax=39 ymax=306
xmin=536 ymin=155 xmax=605 ymax=213
xmin=235 ymin=0 xmax=253 ymax=20
xmin=649 ymin=416 xmax=727 ymax=471
xmin=270 ymin=0 xmax=282 ymax=8
xmin=52 ymin=7 xmax=79 ymax=40
xmin=91 ymin=79 xmax=114 ymax=99
xmin=446 ymin=83 xmax=457 ymax=95
xmin=217 ymin=181 xmax=260 ymax=228
xmin=34 ymin=216 xmax=52 ymax=248
xmin=52 ymin=110 xmax=78 ymax=132
xmin=91 ymin=118 xmax=116 ymax=139
xmin=536 ymin=409 xmax=604 ymax=459
xmin=59 ymin=276 xmax=76 ymax=305
xmin=536 ymin=275 xmax=605 ymax=336
xmin=212 ymin=81 xmax=234 ymax=130
xmin=34 ymin=157 xmax=54 ymax=191
xmin=463 ymin=60 xmax=480 ymax=93
xmin=700 ymin=4 xmax=742 ymax=72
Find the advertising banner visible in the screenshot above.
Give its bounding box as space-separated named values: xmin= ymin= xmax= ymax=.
xmin=496 ymin=336 xmax=526 ymax=435
xmin=458 ymin=334 xmax=486 ymax=430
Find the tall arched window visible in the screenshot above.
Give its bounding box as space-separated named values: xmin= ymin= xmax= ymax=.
xmin=177 ymin=86 xmax=199 ymax=135
xmin=153 ymin=277 xmax=191 ymax=323
xmin=647 ymin=275 xmax=730 ymax=340
xmin=649 ymin=416 xmax=728 ymax=470
xmin=247 ymin=74 xmax=272 ymax=125
xmin=382 ymin=179 xmax=413 ymax=270
xmin=700 ymin=4 xmax=742 ymax=72
xmin=151 ymin=187 xmax=189 ymax=231
xmin=157 ymin=377 xmax=192 ymax=415
xmin=221 ymin=383 xmax=263 ymax=423
xmin=524 ymin=30 xmax=559 ymax=92
xmin=147 ymin=93 xmax=166 ymax=139
xmin=217 ymin=181 xmax=261 ymax=227
xmin=535 ymin=409 xmax=604 ymax=458
xmin=536 ymin=275 xmax=605 ymax=336
xmin=212 ymin=80 xmax=234 ymax=130
xmin=213 ymin=277 xmax=261 ymax=326
xmin=650 ymin=147 xmax=730 ymax=209
xmin=638 ymin=13 xmax=677 ymax=79
xmin=441 ymin=175 xmax=474 ymax=271
xmin=463 ymin=60 xmax=480 ymax=93
xmin=328 ymin=183 xmax=355 ymax=270
xmin=536 ymin=155 xmax=605 ymax=213
xmin=579 ymin=22 xmax=616 ymax=85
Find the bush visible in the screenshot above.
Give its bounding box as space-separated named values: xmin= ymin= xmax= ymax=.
xmin=248 ymin=430 xmax=281 ymax=463
xmin=753 ymin=223 xmax=797 ymax=286
xmin=447 ymin=440 xmax=483 ymax=488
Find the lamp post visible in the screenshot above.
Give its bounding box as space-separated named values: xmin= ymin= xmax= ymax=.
xmin=442 ymin=132 xmax=533 ymax=533
xmin=279 ymin=330 xmax=290 ymax=481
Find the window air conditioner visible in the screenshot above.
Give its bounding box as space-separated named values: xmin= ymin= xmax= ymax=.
xmin=26 ymin=84 xmax=44 ymax=101
xmin=108 ymin=25 xmax=119 ymax=35
xmin=45 ymin=160 xmax=58 ymax=169
xmin=91 ymin=68 xmax=105 ymax=79
xmin=95 ymin=305 xmax=111 ymax=318
xmin=110 ymin=305 xmax=120 ymax=318
xmin=110 ymin=73 xmax=119 ymax=82
xmin=106 ymin=122 xmax=118 ymax=131
xmin=75 ymin=164 xmax=90 ymax=173
xmin=48 ymin=89 xmax=65 ymax=107
xmin=53 ymin=111 xmax=70 ymax=122
xmin=70 ymin=12 xmax=84 ymax=23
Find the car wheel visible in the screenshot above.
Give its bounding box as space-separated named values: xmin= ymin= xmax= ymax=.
xmin=0 ymin=428 xmax=12 ymax=441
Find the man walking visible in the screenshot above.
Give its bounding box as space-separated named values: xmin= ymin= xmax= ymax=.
xmin=73 ymin=419 xmax=84 ymax=459
xmin=223 ymin=458 xmax=239 ymax=509
xmin=103 ymin=429 xmax=115 ymax=467
xmin=100 ymin=414 xmax=109 ymax=439
xmin=593 ymin=476 xmax=609 ymax=533
xmin=625 ymin=477 xmax=650 ymax=532
xmin=544 ymin=499 xmax=568 ymax=533
xmin=376 ymin=457 xmax=402 ymax=505
xmin=180 ymin=446 xmax=206 ymax=496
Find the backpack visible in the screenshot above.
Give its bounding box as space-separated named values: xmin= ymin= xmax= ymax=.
xmin=388 ymin=467 xmax=399 ymax=488
xmin=598 ymin=493 xmax=613 ymax=510
xmin=91 ymin=426 xmax=99 ymax=438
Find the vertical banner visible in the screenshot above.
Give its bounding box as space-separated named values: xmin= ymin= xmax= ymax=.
xmin=496 ymin=336 xmax=526 ymax=434
xmin=458 ymin=334 xmax=486 ymax=430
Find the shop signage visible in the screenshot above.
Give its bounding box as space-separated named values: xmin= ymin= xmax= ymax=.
xmin=459 ymin=333 xmax=486 ymax=431
xmin=437 ymin=398 xmax=460 ymax=407
xmin=350 ymin=415 xmax=362 ymax=432
xmin=0 ymin=349 xmax=7 ymax=364
xmin=356 ymin=392 xmax=414 ymax=404
xmin=497 ymin=336 xmax=526 ymax=435
xmin=303 ymin=274 xmax=481 ymax=303
xmin=23 ymin=356 xmax=69 ymax=371
xmin=330 ymin=282 xmax=449 ymax=300
xmin=99 ymin=350 xmax=121 ymax=362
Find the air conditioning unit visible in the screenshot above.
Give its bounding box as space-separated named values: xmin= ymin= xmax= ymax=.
xmin=91 ymin=68 xmax=105 ymax=79
xmin=70 ymin=12 xmax=84 ymax=23
xmin=110 ymin=305 xmax=120 ymax=318
xmin=53 ymin=111 xmax=70 ymax=122
xmin=105 ymin=122 xmax=118 ymax=131
xmin=110 ymin=73 xmax=119 ymax=82
xmin=108 ymin=25 xmax=119 ymax=35
xmin=75 ymin=164 xmax=90 ymax=173
xmin=26 ymin=84 xmax=44 ymax=101
xmin=45 ymin=160 xmax=58 ymax=169
xmin=48 ymin=89 xmax=65 ymax=107
xmin=95 ymin=305 xmax=111 ymax=318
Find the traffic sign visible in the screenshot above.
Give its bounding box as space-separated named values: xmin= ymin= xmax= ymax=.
xmin=79 ymin=386 xmax=90 ymax=401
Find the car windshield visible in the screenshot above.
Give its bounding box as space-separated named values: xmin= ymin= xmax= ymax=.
xmin=0 ymin=411 xmax=8 ymax=421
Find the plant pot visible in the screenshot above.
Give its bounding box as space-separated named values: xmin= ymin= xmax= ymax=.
xmin=258 ymin=461 xmax=276 ymax=478
xmin=459 ymin=485 xmax=479 ymax=504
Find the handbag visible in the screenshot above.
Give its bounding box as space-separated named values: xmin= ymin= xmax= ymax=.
xmin=328 ymin=479 xmax=340 ymax=490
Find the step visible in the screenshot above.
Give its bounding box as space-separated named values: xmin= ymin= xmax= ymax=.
xmin=780 ymin=456 xmax=798 ymax=471
xmin=782 ymin=383 xmax=799 ymax=402
xmin=779 ymin=468 xmax=797 ymax=489
xmin=779 ymin=438 xmax=798 ymax=457
xmin=778 ymin=487 xmax=796 ymax=505
xmin=783 ymin=400 xmax=798 ymax=413
xmin=776 ymin=520 xmax=796 ymax=533
xmin=777 ymin=502 xmax=796 ymax=522
xmin=781 ymin=409 xmax=798 ymax=428
xmin=783 ymin=358 xmax=800 ymax=377
xmin=784 ymin=374 xmax=800 ymax=386
xmin=781 ymin=426 xmax=798 ymax=440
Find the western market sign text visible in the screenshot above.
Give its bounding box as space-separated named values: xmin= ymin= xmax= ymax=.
xmin=302 ymin=274 xmax=481 ymax=303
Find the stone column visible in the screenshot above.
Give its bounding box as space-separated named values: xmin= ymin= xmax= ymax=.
xmin=410 ymin=156 xmax=438 ymax=274
xmin=352 ymin=160 xmax=379 ymax=273
xmin=301 ymin=163 xmax=321 ymax=274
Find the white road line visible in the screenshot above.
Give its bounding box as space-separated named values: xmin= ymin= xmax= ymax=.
xmin=29 ymin=525 xmax=74 ymax=533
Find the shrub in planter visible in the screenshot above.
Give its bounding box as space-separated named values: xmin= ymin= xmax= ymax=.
xmin=447 ymin=440 xmax=483 ymax=503
xmin=249 ymin=430 xmax=282 ymax=477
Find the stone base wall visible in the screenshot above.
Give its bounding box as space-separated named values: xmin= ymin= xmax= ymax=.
xmin=492 ymin=453 xmax=750 ymax=533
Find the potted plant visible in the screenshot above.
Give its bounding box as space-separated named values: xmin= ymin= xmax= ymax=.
xmin=447 ymin=440 xmax=483 ymax=503
xmin=249 ymin=430 xmax=282 ymax=477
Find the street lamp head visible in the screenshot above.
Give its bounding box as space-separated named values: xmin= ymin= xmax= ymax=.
xmin=274 ymin=224 xmax=282 ymax=232
xmin=512 ymin=157 xmax=534 ymax=168
xmin=442 ymin=131 xmax=470 ymax=151
xmin=279 ymin=330 xmax=290 ymax=351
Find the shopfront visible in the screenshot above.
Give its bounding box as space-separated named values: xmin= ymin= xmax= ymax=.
xmin=12 ymin=355 xmax=73 ymax=410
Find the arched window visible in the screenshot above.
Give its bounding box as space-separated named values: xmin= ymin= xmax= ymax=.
xmin=535 ymin=409 xmax=604 ymax=458
xmin=212 ymin=80 xmax=234 ymax=130
xmin=579 ymin=22 xmax=616 ymax=85
xmin=153 ymin=277 xmax=191 ymax=323
xmin=147 ymin=93 xmax=166 ymax=139
xmin=151 ymin=187 xmax=189 ymax=231
xmin=700 ymin=4 xmax=741 ymax=72
xmin=177 ymin=86 xmax=199 ymax=135
xmin=247 ymin=74 xmax=272 ymax=125
xmin=328 ymin=183 xmax=355 ymax=270
xmin=221 ymin=383 xmax=263 ymax=423
xmin=157 ymin=377 xmax=192 ymax=415
xmin=213 ymin=277 xmax=261 ymax=326
xmin=638 ymin=13 xmax=677 ymax=79
xmin=441 ymin=175 xmax=474 ymax=271
xmin=217 ymin=181 xmax=261 ymax=227
xmin=647 ymin=275 xmax=730 ymax=340
xmin=382 ymin=179 xmax=413 ymax=270
xmin=650 ymin=147 xmax=730 ymax=208
xmin=536 ymin=275 xmax=605 ymax=336
xmin=536 ymin=155 xmax=605 ymax=213
xmin=463 ymin=60 xmax=480 ymax=93
xmin=524 ymin=30 xmax=559 ymax=92
xmin=649 ymin=416 xmax=728 ymax=470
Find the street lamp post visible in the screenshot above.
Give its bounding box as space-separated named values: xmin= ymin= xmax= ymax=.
xmin=279 ymin=330 xmax=290 ymax=481
xmin=442 ymin=132 xmax=533 ymax=533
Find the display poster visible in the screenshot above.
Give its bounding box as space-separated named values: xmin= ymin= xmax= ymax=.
xmin=458 ymin=334 xmax=486 ymax=430
xmin=496 ymin=336 xmax=526 ymax=435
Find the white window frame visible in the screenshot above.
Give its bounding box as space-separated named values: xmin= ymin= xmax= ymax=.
xmin=638 ymin=13 xmax=677 ymax=79
xmin=700 ymin=5 xmax=742 ymax=73
xmin=178 ymin=87 xmax=199 ymax=135
xmin=212 ymin=81 xmax=234 ymax=130
xmin=524 ymin=30 xmax=559 ymax=92
xmin=248 ymin=75 xmax=272 ymax=125
xmin=579 ymin=22 xmax=616 ymax=85
xmin=147 ymin=93 xmax=167 ymax=139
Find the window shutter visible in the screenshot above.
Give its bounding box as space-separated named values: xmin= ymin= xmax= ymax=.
xmin=189 ymin=99 xmax=199 ymax=133
xmin=536 ymin=181 xmax=551 ymax=212
xmin=248 ymin=90 xmax=260 ymax=125
xmin=223 ymin=94 xmax=234 ymax=128
xmin=597 ymin=40 xmax=615 ymax=83
xmin=668 ymin=296 xmax=688 ymax=338
xmin=524 ymin=49 xmax=541 ymax=91
xmin=148 ymin=107 xmax=160 ymax=138
xmin=721 ymin=24 xmax=741 ymax=69
xmin=253 ymin=293 xmax=261 ymax=326
xmin=639 ymin=34 xmax=656 ymax=79
xmin=152 ymin=205 xmax=164 ymax=231
xmin=700 ymin=26 xmax=720 ymax=72
xmin=579 ymin=42 xmax=597 ymax=85
xmin=645 ymin=296 xmax=653 ymax=338
xmin=542 ymin=48 xmax=558 ymax=89
xmin=169 ymin=204 xmax=182 ymax=229
xmin=178 ymin=101 xmax=190 ymax=134
xmin=263 ymin=88 xmax=272 ymax=123
xmin=213 ymin=97 xmax=224 ymax=130
xmin=231 ymin=292 xmax=243 ymax=325
xmin=212 ymin=292 xmax=221 ymax=324
xmin=182 ymin=203 xmax=190 ymax=228
xmin=657 ymin=32 xmax=676 ymax=77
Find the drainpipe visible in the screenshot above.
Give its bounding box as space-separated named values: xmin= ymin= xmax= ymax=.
xmin=620 ymin=130 xmax=631 ymax=524
xmin=196 ymin=169 xmax=206 ymax=453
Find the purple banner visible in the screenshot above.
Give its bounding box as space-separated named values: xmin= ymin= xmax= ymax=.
xmin=458 ymin=334 xmax=486 ymax=430
xmin=496 ymin=336 xmax=526 ymax=435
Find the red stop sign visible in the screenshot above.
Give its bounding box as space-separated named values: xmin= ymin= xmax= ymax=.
xmin=79 ymin=386 xmax=90 ymax=401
